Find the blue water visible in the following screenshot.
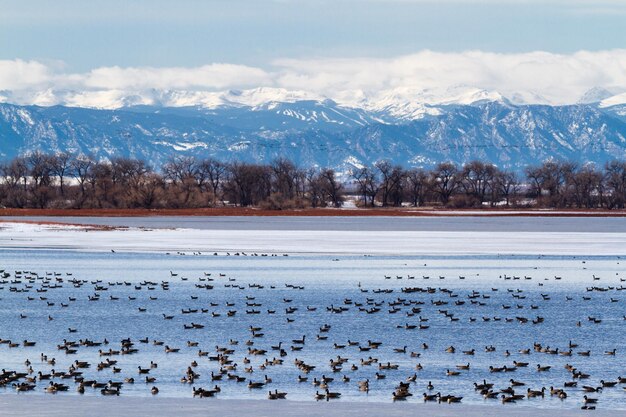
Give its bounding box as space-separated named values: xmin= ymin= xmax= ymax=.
xmin=0 ymin=249 xmax=624 ymax=410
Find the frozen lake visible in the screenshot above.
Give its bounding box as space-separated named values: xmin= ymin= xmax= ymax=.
xmin=0 ymin=218 xmax=624 ymax=414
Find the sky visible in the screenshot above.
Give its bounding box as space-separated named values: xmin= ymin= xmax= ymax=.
xmin=2 ymin=0 xmax=626 ymax=108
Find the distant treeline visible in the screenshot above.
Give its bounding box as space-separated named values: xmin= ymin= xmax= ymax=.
xmin=1 ymin=152 xmax=625 ymax=210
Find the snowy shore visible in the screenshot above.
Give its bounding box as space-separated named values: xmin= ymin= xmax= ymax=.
xmin=1 ymin=222 xmax=626 ymax=256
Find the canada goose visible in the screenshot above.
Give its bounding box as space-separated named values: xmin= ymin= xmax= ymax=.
xmin=100 ymin=388 xmax=120 ymax=396
xmin=292 ymin=335 xmax=306 ymax=344
xmin=583 ymin=395 xmax=598 ymax=404
xmin=423 ymin=392 xmax=438 ymax=402
xmin=325 ymin=388 xmax=341 ymax=400
xmin=151 ymin=386 xmax=159 ymax=395
xmin=527 ymin=387 xmax=545 ymax=398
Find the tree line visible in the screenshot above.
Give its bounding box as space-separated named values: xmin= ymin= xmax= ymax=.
xmin=1 ymin=152 xmax=625 ymax=210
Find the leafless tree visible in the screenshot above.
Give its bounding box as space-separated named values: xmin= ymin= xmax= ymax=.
xmin=198 ymin=158 xmax=227 ymax=205
xmin=461 ymin=160 xmax=497 ymax=206
xmin=49 ymin=152 xmax=72 ymax=198
xmin=375 ymin=160 xmax=405 ymax=207
xmin=70 ymin=156 xmax=94 ymax=208
xmin=351 ymin=166 xmax=378 ymax=207
xmin=430 ymin=162 xmax=460 ymax=206
xmin=493 ymin=170 xmax=519 ymax=207
xmin=604 ymin=160 xmax=626 ymax=209
xmin=405 ymin=168 xmax=428 ymax=207
xmin=319 ymin=168 xmax=344 ymax=208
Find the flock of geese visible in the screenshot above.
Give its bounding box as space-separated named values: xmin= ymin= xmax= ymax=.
xmin=0 ymin=258 xmax=624 ymax=412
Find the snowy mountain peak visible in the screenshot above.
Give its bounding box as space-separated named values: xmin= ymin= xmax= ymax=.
xmin=578 ymin=87 xmax=616 ymax=104
xmin=599 ymin=92 xmax=626 ymax=108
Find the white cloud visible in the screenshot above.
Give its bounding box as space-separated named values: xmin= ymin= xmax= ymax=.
xmin=2 ymin=49 xmax=626 ymax=110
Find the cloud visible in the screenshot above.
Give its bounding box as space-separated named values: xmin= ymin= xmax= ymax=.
xmin=2 ymin=49 xmax=626 ymax=109
xmin=272 ymin=50 xmax=626 ymax=105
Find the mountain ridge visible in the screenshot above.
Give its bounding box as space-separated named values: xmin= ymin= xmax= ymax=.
xmin=1 ymin=99 xmax=625 ymax=173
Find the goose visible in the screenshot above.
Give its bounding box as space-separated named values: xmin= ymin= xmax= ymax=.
xmin=268 ymin=389 xmax=287 ymax=400
xmin=423 ymin=392 xmax=438 ymax=402
xmin=444 ymin=395 xmax=463 ymax=403
xmin=100 ymin=388 xmax=120 ymax=396
xmin=151 ymin=386 xmax=159 ymax=395
xmin=325 ymin=388 xmax=341 ymax=399
xmin=292 ymin=335 xmax=306 ymax=344
xmin=527 ymin=387 xmax=545 ymax=398
xmin=583 ymin=395 xmax=598 ymax=404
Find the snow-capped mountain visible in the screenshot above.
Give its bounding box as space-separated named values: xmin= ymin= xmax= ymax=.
xmin=1 ymin=95 xmax=625 ymax=172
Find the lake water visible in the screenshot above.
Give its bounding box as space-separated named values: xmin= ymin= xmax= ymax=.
xmin=3 ymin=215 xmax=626 ymax=232
xmin=1 ymin=229 xmax=625 ymax=411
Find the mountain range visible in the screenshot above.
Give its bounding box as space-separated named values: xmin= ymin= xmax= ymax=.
xmin=1 ymin=87 xmax=626 ymax=173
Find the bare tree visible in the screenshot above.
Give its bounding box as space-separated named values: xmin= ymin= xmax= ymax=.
xmin=27 ymin=151 xmax=55 ymax=208
xmin=49 ymin=152 xmax=72 ymax=198
xmin=71 ymin=156 xmax=94 ymax=208
xmin=271 ymin=158 xmax=298 ymax=200
xmin=351 ymin=166 xmax=378 ymax=207
xmin=430 ymin=162 xmax=459 ymax=206
xmin=375 ymin=160 xmax=405 ymax=207
xmin=566 ymin=165 xmax=603 ymax=208
xmin=198 ymin=158 xmax=227 ymax=205
xmin=604 ymin=160 xmax=626 ymax=209
xmin=224 ymin=162 xmax=272 ymax=207
xmin=319 ymin=168 xmax=344 ymax=208
xmin=493 ymin=170 xmax=519 ymax=207
xmin=461 ymin=160 xmax=496 ymax=206
xmin=0 ymin=157 xmax=29 ymax=207
xmin=405 ymin=168 xmax=428 ymax=207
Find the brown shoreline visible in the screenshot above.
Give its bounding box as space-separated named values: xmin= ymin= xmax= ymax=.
xmin=1 ymin=207 xmax=625 ymax=217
